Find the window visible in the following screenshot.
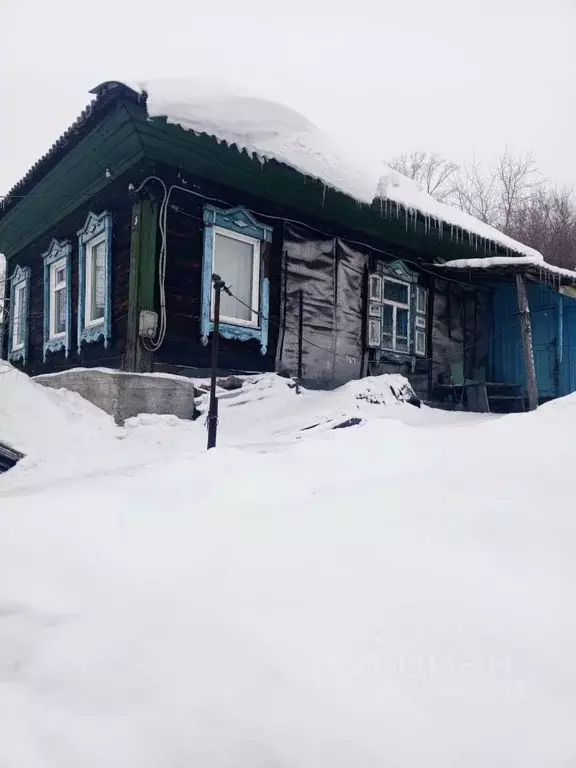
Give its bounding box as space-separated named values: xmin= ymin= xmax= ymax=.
xmin=368 ymin=261 xmax=428 ymax=357
xmin=212 ymin=228 xmax=260 ymax=327
xmin=12 ymin=282 xmax=26 ymax=350
xmin=86 ymin=238 xmax=107 ymax=325
xmin=381 ymin=277 xmax=410 ymax=352
xmin=50 ymin=260 xmax=67 ymax=338
xmin=77 ymin=211 xmax=113 ymax=353
xmin=201 ymin=205 xmax=272 ymax=354
xmin=8 ymin=264 xmax=31 ymax=364
xmin=42 ymin=238 xmax=72 ymax=361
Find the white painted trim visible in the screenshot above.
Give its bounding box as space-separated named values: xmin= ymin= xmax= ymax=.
xmin=382 ymin=276 xmax=410 ymax=353
xmin=211 ymin=226 xmax=261 ymax=328
xmin=12 ymin=282 xmax=26 ymax=350
xmin=49 ymin=257 xmax=67 ymax=340
xmin=85 ymin=233 xmax=107 ymax=326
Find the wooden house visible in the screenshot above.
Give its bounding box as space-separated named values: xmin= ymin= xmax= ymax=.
xmin=1 ymin=79 xmax=575 ymax=412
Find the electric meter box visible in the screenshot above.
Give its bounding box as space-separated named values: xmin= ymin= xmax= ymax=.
xmin=139 ymin=310 xmax=158 ymax=338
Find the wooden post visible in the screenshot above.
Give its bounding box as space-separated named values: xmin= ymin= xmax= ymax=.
xmin=515 ymin=273 xmax=538 ymax=411
xmin=126 ymin=200 xmax=158 ymax=373
xmin=297 ymin=289 xmax=304 ymax=381
xmin=207 ymin=275 xmax=223 ymax=450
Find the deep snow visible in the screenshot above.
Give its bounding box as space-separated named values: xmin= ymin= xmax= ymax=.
xmin=1 ymin=362 xmax=576 ymax=767
xmin=134 ymin=77 xmax=542 ymax=260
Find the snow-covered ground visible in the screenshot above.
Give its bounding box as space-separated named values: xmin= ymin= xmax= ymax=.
xmin=2 ymin=361 xmax=576 ymax=767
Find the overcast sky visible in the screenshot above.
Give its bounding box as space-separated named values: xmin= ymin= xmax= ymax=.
xmin=1 ymin=0 xmax=574 ymax=196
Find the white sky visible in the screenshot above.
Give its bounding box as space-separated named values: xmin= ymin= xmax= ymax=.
xmin=0 ymin=0 xmax=574 ymax=196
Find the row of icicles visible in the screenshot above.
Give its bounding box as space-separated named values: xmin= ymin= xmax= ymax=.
xmin=376 ymin=196 xmax=511 ymax=257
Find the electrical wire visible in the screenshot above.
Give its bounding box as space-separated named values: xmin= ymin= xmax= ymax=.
xmin=131 ymin=176 xmax=168 ymax=352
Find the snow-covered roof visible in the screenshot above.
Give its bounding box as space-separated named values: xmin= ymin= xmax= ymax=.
xmin=439 ymin=256 xmax=576 ymax=284
xmin=131 ymin=77 xmax=542 ymax=260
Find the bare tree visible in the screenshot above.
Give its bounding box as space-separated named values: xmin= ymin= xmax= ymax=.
xmin=494 ymin=149 xmax=539 ymax=233
xmin=389 ymin=151 xmax=459 ymax=202
xmin=388 ymin=147 xmax=576 ymax=269
xmin=451 ymin=159 xmax=500 ymax=224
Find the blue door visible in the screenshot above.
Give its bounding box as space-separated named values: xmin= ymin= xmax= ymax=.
xmin=531 ymin=306 xmax=556 ymax=398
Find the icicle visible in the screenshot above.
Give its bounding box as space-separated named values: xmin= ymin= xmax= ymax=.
xmin=413 ymin=210 xmax=417 ymax=232
xmin=450 ymin=224 xmax=454 ymax=242
xmin=321 ymin=184 xmax=327 ymax=207
xmin=379 ymin=198 xmax=384 ymax=217
xmin=395 ymin=202 xmax=399 ymax=219
xmin=405 ymin=207 xmax=408 ymax=232
xmin=439 ymin=220 xmax=443 ymax=241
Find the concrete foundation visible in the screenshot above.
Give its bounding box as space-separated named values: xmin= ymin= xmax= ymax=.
xmin=35 ymin=368 xmax=200 ymax=425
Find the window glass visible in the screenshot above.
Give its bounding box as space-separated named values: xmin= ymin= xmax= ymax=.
xmin=90 ymin=242 xmax=106 ymax=322
xmin=13 ymin=284 xmax=25 ymax=347
xmin=382 ymin=303 xmax=394 ymax=348
xmin=214 ymin=233 xmax=255 ymax=323
xmin=384 ymin=279 xmax=409 ymax=305
xmin=54 ymin=287 xmax=66 ymax=335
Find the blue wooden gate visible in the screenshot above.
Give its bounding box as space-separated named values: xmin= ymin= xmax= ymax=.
xmin=491 ymin=284 xmax=558 ymax=399
xmin=531 ymin=305 xmax=556 ymax=398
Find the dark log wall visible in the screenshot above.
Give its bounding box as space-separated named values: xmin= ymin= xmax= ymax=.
xmin=4 ymin=174 xmax=134 ymax=375
xmin=148 ymin=165 xmax=285 ymax=375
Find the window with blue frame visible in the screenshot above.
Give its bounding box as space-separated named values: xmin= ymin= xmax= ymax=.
xmin=201 ymin=205 xmax=272 ymax=354
xmin=368 ymin=260 xmax=428 ymax=358
xmin=42 ymin=239 xmax=72 ymax=361
xmin=77 ymin=211 xmax=113 ymax=353
xmin=8 ymin=265 xmax=31 ymax=365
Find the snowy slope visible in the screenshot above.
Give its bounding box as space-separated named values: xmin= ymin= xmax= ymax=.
xmin=134 ymin=76 xmax=542 ymax=260
xmin=2 ymin=367 xmax=576 ymax=767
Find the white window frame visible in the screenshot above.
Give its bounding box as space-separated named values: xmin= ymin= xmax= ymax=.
xmin=211 ymin=225 xmax=261 ymax=328
xmin=49 ymin=257 xmax=67 ymax=340
xmin=382 ymin=276 xmax=411 ymax=353
xmin=12 ymin=282 xmax=26 ymax=351
xmin=85 ymin=233 xmax=107 ymax=327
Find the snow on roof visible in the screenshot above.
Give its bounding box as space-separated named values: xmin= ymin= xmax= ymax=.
xmin=440 ymin=256 xmax=576 ymax=283
xmin=131 ymin=77 xmax=542 ymax=260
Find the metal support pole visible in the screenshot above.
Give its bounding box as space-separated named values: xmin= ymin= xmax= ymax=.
xmin=207 ymin=274 xmax=224 ymax=450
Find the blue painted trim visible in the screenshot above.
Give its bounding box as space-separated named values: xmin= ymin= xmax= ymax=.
xmin=203 ymin=205 xmax=273 ymax=242
xmin=77 ymin=211 xmax=113 ymax=354
xmin=376 ymin=258 xmax=418 ymax=284
xmin=201 ymin=205 xmax=272 ymax=355
xmin=556 ymin=290 xmax=564 ymax=394
xmin=42 ymin=238 xmax=72 ymax=362
xmin=8 ymin=264 xmax=31 ymax=366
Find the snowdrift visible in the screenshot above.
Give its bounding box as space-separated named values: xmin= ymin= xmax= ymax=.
xmin=1 ymin=365 xmax=576 ymax=767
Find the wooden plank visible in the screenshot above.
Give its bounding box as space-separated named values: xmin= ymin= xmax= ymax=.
xmin=135 ymin=200 xmax=158 ymax=372
xmin=126 ymin=200 xmax=158 ymax=372
xmin=126 ymin=201 xmax=143 ymax=372
xmin=515 ymin=273 xmax=538 ymax=411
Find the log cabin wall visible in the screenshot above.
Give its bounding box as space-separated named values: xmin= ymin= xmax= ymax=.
xmin=3 ymin=174 xmax=134 ymax=375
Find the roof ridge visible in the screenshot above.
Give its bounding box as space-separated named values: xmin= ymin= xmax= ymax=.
xmin=1 ymin=82 xmax=144 ymax=214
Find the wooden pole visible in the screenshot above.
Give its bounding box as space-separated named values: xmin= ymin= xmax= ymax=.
xmin=207 ymin=275 xmax=223 ymax=450
xmin=515 ymin=273 xmax=538 ymax=411
xmin=297 ymin=288 xmax=304 ymax=381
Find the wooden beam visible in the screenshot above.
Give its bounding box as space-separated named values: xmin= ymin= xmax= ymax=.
xmin=515 ymin=273 xmax=538 ymax=411
xmin=126 ymin=200 xmax=158 ymax=372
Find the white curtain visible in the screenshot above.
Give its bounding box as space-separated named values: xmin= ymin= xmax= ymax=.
xmin=214 ymin=233 xmax=255 ymax=322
